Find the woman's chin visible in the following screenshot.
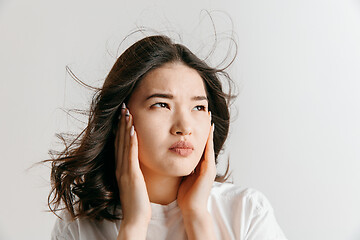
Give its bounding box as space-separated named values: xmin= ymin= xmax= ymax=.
xmin=158 ymin=166 xmax=195 ymax=178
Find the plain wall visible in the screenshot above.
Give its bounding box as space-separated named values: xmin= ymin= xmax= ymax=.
xmin=1 ymin=0 xmax=359 ymax=239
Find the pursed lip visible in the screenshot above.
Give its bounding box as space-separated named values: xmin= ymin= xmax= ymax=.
xmin=169 ymin=141 xmax=194 ymax=150
xmin=169 ymin=141 xmax=194 ymax=157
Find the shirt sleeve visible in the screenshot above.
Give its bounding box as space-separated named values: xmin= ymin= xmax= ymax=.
xmin=244 ymin=191 xmax=287 ymax=240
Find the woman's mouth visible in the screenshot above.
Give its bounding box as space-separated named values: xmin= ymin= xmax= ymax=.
xmin=169 ymin=148 xmax=193 ymax=157
xmin=169 ymin=141 xmax=194 ymax=157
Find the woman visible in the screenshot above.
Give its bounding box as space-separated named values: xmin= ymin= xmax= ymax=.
xmin=49 ymin=35 xmax=287 ymax=239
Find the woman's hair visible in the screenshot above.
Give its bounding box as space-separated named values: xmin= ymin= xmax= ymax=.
xmin=46 ymin=34 xmax=237 ymax=221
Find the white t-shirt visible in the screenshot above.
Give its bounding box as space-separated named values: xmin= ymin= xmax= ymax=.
xmin=52 ymin=182 xmax=287 ymax=240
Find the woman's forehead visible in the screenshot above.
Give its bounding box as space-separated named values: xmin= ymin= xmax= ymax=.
xmin=134 ymin=63 xmax=207 ymax=98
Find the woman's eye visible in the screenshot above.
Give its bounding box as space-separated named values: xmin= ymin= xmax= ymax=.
xmin=194 ymin=105 xmax=206 ymax=111
xmin=151 ymin=103 xmax=206 ymax=111
xmin=152 ymin=102 xmax=169 ymax=109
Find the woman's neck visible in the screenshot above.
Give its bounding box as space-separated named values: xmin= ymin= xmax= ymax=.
xmin=140 ymin=163 xmax=182 ymax=205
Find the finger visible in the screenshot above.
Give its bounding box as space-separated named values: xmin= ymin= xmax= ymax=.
xmin=206 ymin=111 xmax=214 ymax=161
xmin=114 ymin=107 xmax=123 ymax=158
xmin=128 ymin=127 xmax=140 ymax=171
xmin=201 ymin=123 xmax=216 ymax=177
xmin=122 ymin=109 xmax=132 ymax=173
xmin=116 ymin=103 xmax=126 ymax=171
xmin=208 ymin=123 xmax=215 ymax=153
xmin=207 ymin=123 xmax=215 ymax=163
xmin=114 ymin=119 xmax=119 ymax=160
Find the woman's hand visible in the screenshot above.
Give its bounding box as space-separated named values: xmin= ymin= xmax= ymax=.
xmin=177 ymin=112 xmax=216 ymax=214
xmin=115 ymin=104 xmax=151 ymax=239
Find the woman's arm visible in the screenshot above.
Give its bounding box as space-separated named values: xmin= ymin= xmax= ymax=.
xmin=117 ymin=221 xmax=149 ymax=240
xmin=182 ymin=211 xmax=216 ymax=240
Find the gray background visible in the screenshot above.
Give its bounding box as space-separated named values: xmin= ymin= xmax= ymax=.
xmin=1 ymin=0 xmax=359 ymax=239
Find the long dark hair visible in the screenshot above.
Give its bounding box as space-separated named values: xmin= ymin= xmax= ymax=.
xmin=45 ymin=34 xmax=237 ymax=221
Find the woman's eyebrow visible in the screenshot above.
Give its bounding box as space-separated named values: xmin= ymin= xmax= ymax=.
xmin=145 ymin=93 xmax=208 ymax=102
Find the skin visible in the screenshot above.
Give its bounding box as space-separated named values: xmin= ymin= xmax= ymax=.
xmin=115 ymin=62 xmax=217 ymax=239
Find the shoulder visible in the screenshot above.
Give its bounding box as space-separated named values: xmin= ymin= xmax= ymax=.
xmin=51 ymin=210 xmax=119 ymax=240
xmin=209 ymin=181 xmax=274 ymax=215
xmin=209 ymin=182 xmax=287 ymax=239
xmin=51 ymin=210 xmax=81 ymax=240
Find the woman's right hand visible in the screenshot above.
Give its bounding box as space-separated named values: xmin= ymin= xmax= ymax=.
xmin=114 ymin=103 xmax=151 ymax=239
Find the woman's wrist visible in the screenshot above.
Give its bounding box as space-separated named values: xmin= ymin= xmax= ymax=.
xmin=182 ymin=210 xmax=216 ymax=240
xmin=117 ymin=220 xmax=149 ymax=240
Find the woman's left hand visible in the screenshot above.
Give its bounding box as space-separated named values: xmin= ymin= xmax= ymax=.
xmin=177 ymin=117 xmax=216 ymax=215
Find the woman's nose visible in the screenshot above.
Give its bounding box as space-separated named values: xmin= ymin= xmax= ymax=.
xmin=170 ymin=111 xmax=192 ymax=136
xmin=174 ymin=127 xmax=192 ymax=136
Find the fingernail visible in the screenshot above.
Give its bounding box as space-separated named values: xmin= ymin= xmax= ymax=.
xmin=120 ymin=103 xmax=126 ymax=117
xmin=209 ymin=111 xmax=212 ymax=121
xmin=212 ymin=123 xmax=215 ymax=133
xmin=130 ymin=125 xmax=134 ymax=136
xmin=125 ymin=109 xmax=130 ymax=122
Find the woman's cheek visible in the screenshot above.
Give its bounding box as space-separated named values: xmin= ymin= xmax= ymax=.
xmin=197 ymin=120 xmax=210 ymax=150
xmin=136 ymin=119 xmax=163 ymax=147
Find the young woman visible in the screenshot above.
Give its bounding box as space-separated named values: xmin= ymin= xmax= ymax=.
xmin=49 ymin=35 xmax=287 ymax=239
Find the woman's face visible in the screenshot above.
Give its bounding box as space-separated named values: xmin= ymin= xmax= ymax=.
xmin=127 ymin=62 xmax=211 ymax=177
